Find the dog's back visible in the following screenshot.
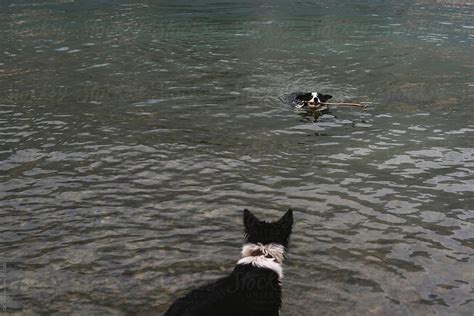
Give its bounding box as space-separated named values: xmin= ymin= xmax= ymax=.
xmin=165 ymin=264 xmax=281 ymax=316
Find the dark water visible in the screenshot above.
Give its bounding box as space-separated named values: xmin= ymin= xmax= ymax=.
xmin=1 ymin=0 xmax=473 ymax=315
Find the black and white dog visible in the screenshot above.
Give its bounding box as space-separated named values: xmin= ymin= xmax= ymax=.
xmin=293 ymin=92 xmax=333 ymax=109
xmin=165 ymin=209 xmax=294 ymax=316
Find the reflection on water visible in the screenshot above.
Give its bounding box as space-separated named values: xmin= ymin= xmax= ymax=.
xmin=1 ymin=0 xmax=473 ymax=315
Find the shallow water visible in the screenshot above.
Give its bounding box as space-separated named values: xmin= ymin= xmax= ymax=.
xmin=1 ymin=0 xmax=473 ymax=315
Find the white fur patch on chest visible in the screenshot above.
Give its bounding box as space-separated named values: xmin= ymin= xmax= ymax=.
xmin=237 ymin=243 xmax=285 ymax=279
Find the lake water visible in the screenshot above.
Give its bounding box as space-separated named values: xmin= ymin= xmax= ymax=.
xmin=1 ymin=0 xmax=473 ymax=315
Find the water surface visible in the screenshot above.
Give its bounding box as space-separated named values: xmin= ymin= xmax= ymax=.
xmin=1 ymin=0 xmax=473 ymax=315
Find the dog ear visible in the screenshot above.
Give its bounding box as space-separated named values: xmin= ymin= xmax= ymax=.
xmin=318 ymin=94 xmax=332 ymax=102
xmin=297 ymin=93 xmax=313 ymax=102
xmin=244 ymin=209 xmax=259 ymax=230
xmin=277 ymin=209 xmax=293 ymax=229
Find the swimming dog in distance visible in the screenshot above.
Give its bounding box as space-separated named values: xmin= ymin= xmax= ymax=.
xmin=164 ymin=209 xmax=294 ymax=316
xmin=294 ymin=92 xmax=333 ymax=109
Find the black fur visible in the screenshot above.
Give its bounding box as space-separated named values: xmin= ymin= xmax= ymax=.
xmin=295 ymin=92 xmax=314 ymax=102
xmin=244 ymin=209 xmax=293 ymax=248
xmin=318 ymin=93 xmax=333 ymax=103
xmin=165 ymin=209 xmax=293 ymax=316
xmin=165 ymin=264 xmax=281 ymax=316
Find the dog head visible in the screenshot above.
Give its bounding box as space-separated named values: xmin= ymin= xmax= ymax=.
xmin=296 ymin=92 xmax=332 ymax=105
xmin=243 ymin=209 xmax=293 ymax=248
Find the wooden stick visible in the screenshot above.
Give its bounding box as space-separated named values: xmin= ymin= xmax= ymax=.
xmin=321 ymin=102 xmax=368 ymax=108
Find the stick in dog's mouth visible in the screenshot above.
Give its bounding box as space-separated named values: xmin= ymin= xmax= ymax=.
xmin=322 ymin=102 xmax=368 ymax=108
xmin=305 ymin=102 xmax=369 ymax=108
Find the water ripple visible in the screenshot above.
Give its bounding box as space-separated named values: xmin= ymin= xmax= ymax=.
xmin=1 ymin=1 xmax=473 ymax=315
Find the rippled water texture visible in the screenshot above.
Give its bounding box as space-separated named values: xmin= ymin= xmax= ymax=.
xmin=1 ymin=0 xmax=473 ymax=315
